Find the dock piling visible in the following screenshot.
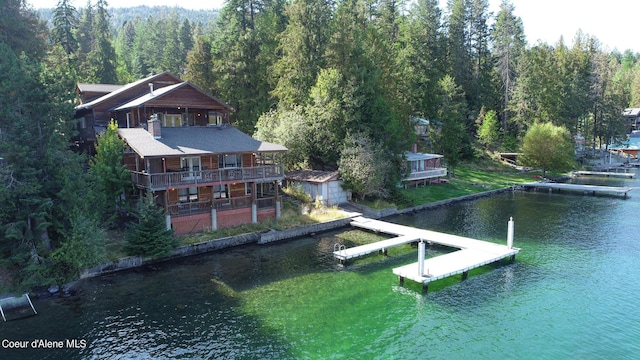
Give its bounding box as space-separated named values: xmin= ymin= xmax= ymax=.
xmin=507 ymin=217 xmax=514 ymax=249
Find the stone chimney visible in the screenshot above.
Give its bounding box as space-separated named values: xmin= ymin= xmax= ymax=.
xmin=148 ymin=114 xmax=161 ymax=139
xmin=412 ymin=143 xmax=418 ymax=153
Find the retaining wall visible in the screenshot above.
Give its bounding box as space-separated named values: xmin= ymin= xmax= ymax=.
xmin=78 ymin=188 xmax=513 ymax=279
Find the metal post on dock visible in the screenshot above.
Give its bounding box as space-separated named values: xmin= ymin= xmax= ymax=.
xmin=418 ymin=240 xmax=425 ymax=276
xmin=507 ymin=217 xmax=514 ymax=249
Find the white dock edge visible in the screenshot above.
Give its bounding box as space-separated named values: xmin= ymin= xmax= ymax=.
xmin=392 ymin=247 xmax=520 ymax=291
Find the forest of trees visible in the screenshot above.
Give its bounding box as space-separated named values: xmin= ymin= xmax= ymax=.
xmin=2 ymin=0 xmax=640 ymax=288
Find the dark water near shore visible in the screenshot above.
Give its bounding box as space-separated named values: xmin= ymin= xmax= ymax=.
xmin=2 ymin=175 xmax=640 ymax=359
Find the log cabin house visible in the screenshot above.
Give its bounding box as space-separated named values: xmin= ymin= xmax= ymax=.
xmin=75 ymin=72 xmax=288 ymax=235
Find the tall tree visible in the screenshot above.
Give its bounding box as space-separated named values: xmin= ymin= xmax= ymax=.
xmin=491 ymin=0 xmax=525 ymax=131
xmin=184 ymin=36 xmax=216 ymax=93
xmin=436 ymin=75 xmax=468 ymax=176
xmin=211 ymin=0 xmax=286 ymax=133
xmin=0 ymin=0 xmax=48 ymax=58
xmin=271 ymin=0 xmax=332 ymax=108
xmin=86 ymin=0 xmax=117 ymax=83
xmin=400 ymin=0 xmax=445 ymax=118
xmin=89 ymin=121 xmax=131 ymax=227
xmin=51 ymin=0 xmax=79 ymax=55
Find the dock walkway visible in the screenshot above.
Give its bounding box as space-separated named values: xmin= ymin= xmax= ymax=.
xmin=573 ymin=170 xmax=635 ymax=178
xmin=521 ymin=182 xmax=632 ymax=198
xmin=333 ymin=217 xmax=519 ymax=292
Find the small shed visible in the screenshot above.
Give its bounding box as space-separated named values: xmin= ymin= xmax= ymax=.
xmin=285 ymin=170 xmax=351 ymax=206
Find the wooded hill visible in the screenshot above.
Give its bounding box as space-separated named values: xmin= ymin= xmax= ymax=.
xmin=36 ymin=5 xmax=219 ymax=31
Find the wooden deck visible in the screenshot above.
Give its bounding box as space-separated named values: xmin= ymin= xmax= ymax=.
xmin=521 ymin=182 xmax=633 ymax=197
xmin=333 ymin=217 xmax=519 ymax=292
xmin=573 ymin=170 xmax=635 ymax=178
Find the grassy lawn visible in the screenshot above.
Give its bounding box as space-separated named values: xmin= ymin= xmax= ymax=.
xmin=399 ymin=161 xmax=542 ymax=207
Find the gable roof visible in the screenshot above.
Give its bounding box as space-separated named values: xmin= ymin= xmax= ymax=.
xmin=114 ymin=81 xmax=233 ymax=111
xmin=75 ymin=72 xmax=182 ymax=111
xmin=118 ymin=125 xmax=287 ymax=158
xmin=77 ymin=83 xmax=124 ymax=95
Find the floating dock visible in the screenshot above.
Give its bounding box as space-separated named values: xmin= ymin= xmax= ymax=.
xmin=572 ymin=170 xmax=635 ymax=178
xmin=521 ymin=182 xmax=633 ymax=198
xmin=334 ymin=217 xmax=519 ymax=292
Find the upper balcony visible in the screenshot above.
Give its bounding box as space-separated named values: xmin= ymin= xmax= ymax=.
xmin=131 ymin=164 xmax=285 ymax=191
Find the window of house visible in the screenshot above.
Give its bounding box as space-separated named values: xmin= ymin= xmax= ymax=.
xmin=163 ymin=114 xmax=183 ymax=127
xmin=179 ymin=187 xmax=198 ymax=202
xmin=218 ymin=154 xmax=241 ymax=168
xmin=246 ymin=183 xmax=252 ymax=195
xmin=208 ymin=111 xmax=223 ymax=126
xmin=181 ymin=157 xmax=201 ymax=180
xmin=214 ymin=184 xmax=228 ymax=199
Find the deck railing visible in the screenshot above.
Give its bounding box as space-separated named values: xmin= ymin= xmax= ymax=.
xmin=167 ymin=196 xmax=277 ymax=217
xmin=404 ymin=167 xmax=447 ymax=181
xmin=131 ymin=165 xmax=284 ymax=190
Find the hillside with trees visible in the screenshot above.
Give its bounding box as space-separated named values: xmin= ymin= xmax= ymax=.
xmin=1 ymin=0 xmax=640 ymax=289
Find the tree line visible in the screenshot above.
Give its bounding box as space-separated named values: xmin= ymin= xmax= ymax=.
xmin=1 ymin=0 xmax=640 ymax=288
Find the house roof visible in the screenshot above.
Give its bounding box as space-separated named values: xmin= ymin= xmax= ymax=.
xmin=77 ymin=83 xmax=124 ymax=95
xmin=118 ymin=125 xmax=287 ymax=158
xmin=623 ymin=108 xmax=640 ymax=117
xmin=75 ymin=72 xmax=182 ymax=111
xmin=286 ymin=170 xmax=340 ymax=183
xmin=405 ymin=152 xmax=443 ymax=161
xmin=113 ymin=81 xmax=233 ymax=111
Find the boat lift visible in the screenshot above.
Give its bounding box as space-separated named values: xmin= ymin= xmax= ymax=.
xmin=0 ymin=294 xmax=38 ymax=321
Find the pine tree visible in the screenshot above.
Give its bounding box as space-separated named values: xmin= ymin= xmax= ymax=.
xmin=126 ymin=195 xmax=176 ymax=258
xmin=52 ymin=0 xmax=79 ymax=55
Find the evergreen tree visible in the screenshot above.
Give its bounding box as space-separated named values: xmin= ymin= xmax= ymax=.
xmin=162 ymin=13 xmax=183 ymax=76
xmin=87 ymin=0 xmax=117 ymax=83
xmin=400 ymin=0 xmax=445 ymax=118
xmin=184 ymin=36 xmax=216 ymax=93
xmin=114 ymin=18 xmax=139 ymax=82
xmin=52 ymin=0 xmax=79 ymax=55
xmin=491 ymin=0 xmax=525 ymax=131
xmin=126 ymin=195 xmax=176 ymax=258
xmin=436 ymin=75 xmax=468 ymax=176
xmin=271 ymin=0 xmax=332 ymax=108
xmin=89 ymin=121 xmax=131 ymax=227
xmin=0 ymin=0 xmax=48 ymax=58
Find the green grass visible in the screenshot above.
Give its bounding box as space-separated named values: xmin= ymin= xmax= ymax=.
xmin=399 ymin=160 xmax=545 ymax=207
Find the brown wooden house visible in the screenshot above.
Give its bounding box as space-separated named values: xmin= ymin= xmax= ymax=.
xmin=75 ymin=73 xmax=288 ymax=235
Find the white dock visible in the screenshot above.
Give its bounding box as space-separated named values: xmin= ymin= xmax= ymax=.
xmin=522 ymin=182 xmax=633 ymax=198
xmin=333 ymin=217 xmax=519 ymax=292
xmin=573 ymin=170 xmax=635 ymax=178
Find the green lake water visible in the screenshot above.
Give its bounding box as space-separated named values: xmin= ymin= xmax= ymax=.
xmin=2 ymin=175 xmax=640 ymax=359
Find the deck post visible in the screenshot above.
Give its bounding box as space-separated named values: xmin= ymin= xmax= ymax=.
xmin=462 ymin=271 xmax=468 ymax=280
xmin=398 ymin=275 xmax=404 ymax=286
xmin=422 ymin=283 xmax=429 ymax=293
xmin=211 ymin=208 xmax=217 ymax=230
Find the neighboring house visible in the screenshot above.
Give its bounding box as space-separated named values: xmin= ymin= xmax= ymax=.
xmin=403 ymin=147 xmax=447 ymax=187
xmin=285 ymin=170 xmax=351 ymax=206
xmin=623 ymin=108 xmax=640 ymax=133
xmin=74 ymin=72 xmax=288 ymax=235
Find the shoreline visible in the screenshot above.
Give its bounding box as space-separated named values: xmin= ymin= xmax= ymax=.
xmin=10 ymin=186 xmax=514 ymax=300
